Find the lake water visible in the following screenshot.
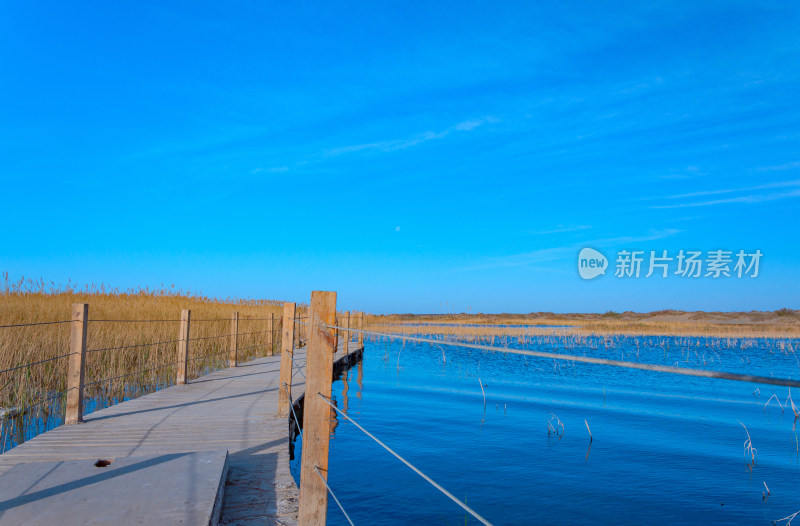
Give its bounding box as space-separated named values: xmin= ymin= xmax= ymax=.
xmin=291 ymin=332 xmax=800 ymax=525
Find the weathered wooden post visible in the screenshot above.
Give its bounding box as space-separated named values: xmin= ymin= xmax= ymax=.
xmin=294 ymin=311 xmax=300 ymax=348
xmin=304 ymin=308 xmax=310 ymax=345
xmin=333 ymin=314 xmax=339 ymax=355
xmin=268 ymin=312 xmax=274 ymax=356
xmin=358 ymin=311 xmax=364 ymax=348
xmin=278 ymin=302 xmax=296 ymax=417
xmin=298 ymin=291 xmax=336 ymax=526
xmin=344 ymin=310 xmax=350 ymax=355
xmin=277 ymin=315 xmax=283 ymax=354
xmin=229 ymin=311 xmax=239 ymax=367
xmin=295 ymin=309 xmax=301 ymax=347
xmin=296 ymin=312 xmax=301 ymax=348
xmin=65 ymin=303 xmax=88 ymax=425
xmin=176 ymin=309 xmax=191 ymax=385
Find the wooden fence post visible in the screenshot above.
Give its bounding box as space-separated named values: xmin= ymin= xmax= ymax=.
xmin=297 ymin=309 xmax=303 ymax=349
xmin=229 ymin=311 xmax=239 ymax=367
xmin=278 ymin=302 xmax=296 ymax=417
xmin=176 ymin=309 xmax=191 ymax=385
xmin=295 ymin=310 xmax=301 ymax=348
xmin=295 ymin=309 xmax=301 ymax=348
xmin=304 ymin=308 xmax=310 ymax=345
xmin=65 ymin=303 xmax=88 ymax=425
xmin=344 ymin=311 xmax=350 ymax=354
xmin=268 ymin=313 xmax=274 ymax=356
xmin=358 ymin=311 xmax=364 ymax=348
xmin=334 ymin=314 xmax=339 ymax=355
xmin=298 ymin=291 xmax=336 ymax=526
xmin=306 ymin=306 xmax=312 ymax=348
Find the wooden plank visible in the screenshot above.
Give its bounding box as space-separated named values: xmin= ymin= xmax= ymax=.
xmin=0 ymin=450 xmax=229 ymax=526
xmin=65 ymin=303 xmax=88 ymax=425
xmin=229 ymin=311 xmax=239 ymax=367
xmin=298 ymin=291 xmax=336 ymax=526
xmin=176 ymin=309 xmax=190 ymax=385
xmin=278 ymin=302 xmax=296 ymax=417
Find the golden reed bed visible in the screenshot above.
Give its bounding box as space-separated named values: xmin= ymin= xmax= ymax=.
xmin=367 ymin=310 xmax=800 ymax=339
xmin=0 ymin=278 xmax=304 ymax=449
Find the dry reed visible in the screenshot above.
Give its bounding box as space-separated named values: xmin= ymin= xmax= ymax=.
xmin=368 ymin=309 xmax=800 ymax=338
xmin=0 ymin=275 xmax=306 ymax=451
xmin=738 ymin=421 xmax=757 ymax=465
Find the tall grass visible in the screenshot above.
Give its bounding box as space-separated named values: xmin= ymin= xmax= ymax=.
xmin=0 ymin=275 xmax=306 ymax=452
xmin=368 ymin=310 xmax=800 ymax=338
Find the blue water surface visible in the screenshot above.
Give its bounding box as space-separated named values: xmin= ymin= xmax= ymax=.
xmin=292 ymin=332 xmax=800 ymax=525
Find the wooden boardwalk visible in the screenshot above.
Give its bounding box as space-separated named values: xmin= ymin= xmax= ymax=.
xmin=0 ymin=343 xmax=363 ymax=525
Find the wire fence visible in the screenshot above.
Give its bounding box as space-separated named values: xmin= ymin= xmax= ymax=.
xmin=0 ymin=352 xmax=74 ymax=376
xmin=0 ymin=308 xmax=283 ymax=454
xmin=314 ymin=464 xmax=355 ymax=526
xmin=88 ymin=319 xmax=183 ymax=323
xmin=188 ymin=333 xmax=229 ymax=342
xmin=285 ymin=318 xmax=491 ymax=525
xmin=318 ymin=393 xmax=493 ymax=526
xmin=0 ymin=320 xmax=72 ymax=329
xmin=87 ymin=339 xmax=181 ymax=354
xmin=286 ymin=317 xmax=492 ymax=525
xmin=85 ymin=361 xmax=183 ymax=389
xmin=4 ymin=387 xmax=76 ymax=417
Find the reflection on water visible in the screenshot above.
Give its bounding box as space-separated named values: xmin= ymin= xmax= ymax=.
xmin=342 ymin=370 xmax=349 ymax=413
xmin=356 ymin=360 xmax=363 ymax=400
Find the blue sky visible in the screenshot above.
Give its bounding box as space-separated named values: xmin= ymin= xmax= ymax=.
xmin=2 ymin=1 xmax=799 ymax=313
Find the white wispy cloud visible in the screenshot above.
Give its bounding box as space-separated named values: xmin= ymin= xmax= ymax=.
xmin=246 ymin=116 xmax=500 ymax=176
xmin=657 ymin=173 xmax=692 ymax=180
xmin=525 ymin=225 xmax=592 ymax=235
xmin=654 ymin=166 xmax=702 ymax=181
xmin=663 ymin=178 xmax=800 ymax=200
xmin=454 ymin=119 xmax=484 ymax=131
xmin=454 ymin=116 xmax=498 ymax=131
xmin=324 ymin=130 xmax=449 ymax=157
xmin=251 ymin=166 xmax=289 ymax=174
xmin=650 ymin=189 xmax=800 ymax=209
xmin=757 ymin=161 xmax=800 ymax=172
xmin=455 ymin=228 xmax=680 ymax=272
xmin=323 ymin=116 xmax=497 ymax=158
